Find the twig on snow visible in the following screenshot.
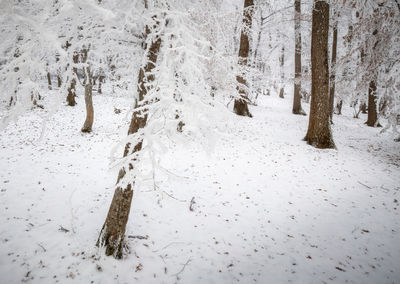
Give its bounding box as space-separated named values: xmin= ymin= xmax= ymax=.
xmin=358 ymin=181 xmax=372 ymax=189
xmin=172 ymin=258 xmax=192 ymax=278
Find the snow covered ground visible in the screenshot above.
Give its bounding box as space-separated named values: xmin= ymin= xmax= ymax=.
xmin=0 ymin=92 xmax=399 ymax=283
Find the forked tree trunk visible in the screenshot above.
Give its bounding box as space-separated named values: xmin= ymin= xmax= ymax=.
xmin=234 ymin=0 xmax=254 ymax=118
xmin=328 ymin=21 xmax=338 ymax=123
xmin=97 ymin=28 xmax=162 ymax=259
xmin=292 ymin=0 xmax=306 ymax=115
xmin=81 ymin=67 xmax=94 ymax=133
xmin=304 ymin=0 xmax=335 ymax=149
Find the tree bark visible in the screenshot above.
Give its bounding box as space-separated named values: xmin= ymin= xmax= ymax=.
xmin=67 ymin=51 xmax=78 ymax=106
xmin=292 ymin=0 xmax=306 ymax=115
xmin=98 ymin=75 xmax=104 ymax=94
xmin=234 ymin=0 xmax=254 ymax=118
xmin=47 ymin=72 xmax=52 ymax=90
xmin=97 ymin=27 xmax=162 ymax=259
xmin=365 ymin=23 xmax=381 ymax=127
xmin=279 ymin=46 xmax=285 ymax=99
xmin=365 ymin=80 xmax=380 ymax=126
xmin=304 ymin=0 xmax=335 ymax=149
xmin=328 ymin=21 xmax=338 ymax=123
xmin=81 ymin=66 xmax=94 ymax=133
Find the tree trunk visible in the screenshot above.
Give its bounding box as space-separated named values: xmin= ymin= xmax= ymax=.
xmin=336 ymin=100 xmax=343 ymax=115
xmin=279 ymin=46 xmax=285 ymax=99
xmin=67 ymin=79 xmax=76 ymax=106
xmin=57 ymin=75 xmax=62 ymax=88
xmin=361 ymin=102 xmax=367 ymax=113
xmin=234 ymin=0 xmax=254 ymax=118
xmin=328 ymin=21 xmax=338 ymax=123
xmin=365 ymin=20 xmax=381 ymax=127
xmin=304 ymin=0 xmax=335 ymax=149
xmin=97 ymin=28 xmax=162 ymax=259
xmin=292 ymin=0 xmax=306 ymax=115
xmin=279 ymin=87 xmax=284 ymax=98
xmin=98 ymin=75 xmax=104 ymax=94
xmin=365 ymin=80 xmax=380 ymax=127
xmin=47 ymin=72 xmax=52 ymax=90
xmin=67 ymin=51 xmax=79 ymax=106
xmin=81 ymin=67 xmax=94 ymax=133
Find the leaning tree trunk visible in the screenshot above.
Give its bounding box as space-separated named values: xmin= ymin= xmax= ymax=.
xmin=233 ymin=0 xmax=254 ymax=117
xmin=304 ymin=0 xmax=335 ymax=149
xmin=328 ymin=20 xmax=338 ymax=123
xmin=97 ymin=29 xmax=162 ymax=259
xmin=81 ymin=66 xmax=94 ymax=133
xmin=292 ymin=0 xmax=306 ymax=115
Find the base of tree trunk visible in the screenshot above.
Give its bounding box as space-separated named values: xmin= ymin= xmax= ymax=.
xmin=233 ymin=99 xmax=252 ymax=117
xmin=292 ymin=108 xmax=307 ymax=116
xmin=97 ymin=185 xmax=133 ymax=259
xmin=365 ymin=120 xmax=382 ymax=127
xmin=304 ymin=134 xmax=335 ymax=149
xmin=67 ymin=95 xmax=76 ymax=106
xmin=81 ymin=125 xmax=92 ymax=133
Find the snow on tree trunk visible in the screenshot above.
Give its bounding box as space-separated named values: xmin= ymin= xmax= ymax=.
xmin=366 ymin=79 xmax=380 ymax=127
xmin=329 ymin=21 xmax=338 ymax=123
xmin=279 ymin=46 xmax=285 ymax=99
xmin=81 ymin=66 xmax=94 ymax=133
xmin=67 ymin=50 xmax=78 ymax=106
xmin=97 ymin=29 xmax=162 ymax=259
xmin=304 ymin=0 xmax=335 ymax=149
xmin=292 ymin=0 xmax=306 ymax=115
xmin=233 ymin=0 xmax=253 ymax=118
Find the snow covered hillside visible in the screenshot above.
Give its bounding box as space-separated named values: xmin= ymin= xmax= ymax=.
xmin=0 ymin=93 xmax=399 ymax=283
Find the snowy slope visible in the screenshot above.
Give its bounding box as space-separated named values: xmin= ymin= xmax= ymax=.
xmin=0 ymin=93 xmax=399 ymax=283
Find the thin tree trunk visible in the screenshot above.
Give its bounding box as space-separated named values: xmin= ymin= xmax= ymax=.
xmin=47 ymin=72 xmax=52 ymax=90
xmin=98 ymin=75 xmax=104 ymax=94
xmin=337 ymin=100 xmax=343 ymax=115
xmin=292 ymin=0 xmax=306 ymax=115
xmin=81 ymin=66 xmax=94 ymax=133
xmin=97 ymin=26 xmax=162 ymax=259
xmin=234 ymin=0 xmax=254 ymax=118
xmin=328 ymin=21 xmax=338 ymax=123
xmin=304 ymin=0 xmax=335 ymax=149
xmin=57 ymin=75 xmax=62 ymax=88
xmin=279 ymin=46 xmax=285 ymax=99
